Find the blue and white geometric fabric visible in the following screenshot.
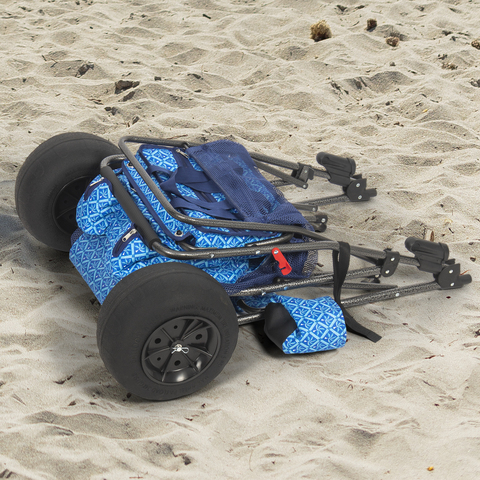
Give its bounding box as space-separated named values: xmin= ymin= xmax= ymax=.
xmin=76 ymin=179 xmax=121 ymax=236
xmin=239 ymin=294 xmax=346 ymax=353
xmin=70 ymin=146 xmax=277 ymax=302
xmin=69 ymin=142 xmax=314 ymax=303
xmin=70 ymin=202 xmax=257 ymax=304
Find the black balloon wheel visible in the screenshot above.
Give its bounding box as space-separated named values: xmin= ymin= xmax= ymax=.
xmin=53 ymin=176 xmax=93 ymax=235
xmin=15 ymin=132 xmax=121 ymax=252
xmin=141 ymin=315 xmax=221 ymax=385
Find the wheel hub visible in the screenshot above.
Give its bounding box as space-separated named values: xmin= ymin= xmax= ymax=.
xmin=171 ymin=344 xmax=189 ymax=354
xmin=53 ymin=175 xmax=93 ymax=235
xmin=141 ymin=316 xmax=220 ymax=385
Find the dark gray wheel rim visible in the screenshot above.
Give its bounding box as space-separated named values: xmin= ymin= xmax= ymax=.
xmin=53 ymin=176 xmax=92 ymax=235
xmin=141 ymin=316 xmax=221 ymax=385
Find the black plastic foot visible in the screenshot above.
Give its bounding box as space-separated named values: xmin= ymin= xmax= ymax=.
xmin=436 ymin=262 xmax=472 ymax=289
xmin=405 ymin=237 xmax=472 ymax=289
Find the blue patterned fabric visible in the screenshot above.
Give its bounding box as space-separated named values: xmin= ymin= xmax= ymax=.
xmin=70 ymin=204 xmax=256 ymax=304
xmin=70 ymin=145 xmax=278 ymax=302
xmin=77 ymin=179 xmax=121 ymax=236
xmin=239 ymin=294 xmax=346 ymax=353
xmin=69 ymin=142 xmax=315 ymax=303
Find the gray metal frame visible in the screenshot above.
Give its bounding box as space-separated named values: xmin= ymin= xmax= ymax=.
xmin=97 ymin=136 xmax=471 ymax=326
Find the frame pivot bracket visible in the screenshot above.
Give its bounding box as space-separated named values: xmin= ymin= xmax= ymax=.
xmin=345 ymin=175 xmax=377 ymax=202
xmin=291 ymin=163 xmax=315 ymax=183
xmin=435 ymin=262 xmax=472 ymax=289
xmin=379 ymin=249 xmax=400 ymax=277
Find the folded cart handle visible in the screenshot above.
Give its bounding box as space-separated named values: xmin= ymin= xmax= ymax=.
xmin=316 ymin=152 xmax=377 ymax=202
xmin=405 ymin=237 xmax=449 ymax=273
xmin=316 ymin=152 xmax=356 ymax=186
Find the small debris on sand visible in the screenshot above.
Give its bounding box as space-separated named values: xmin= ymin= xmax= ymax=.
xmin=122 ymin=90 xmax=136 ymax=102
xmin=442 ymin=62 xmax=458 ymax=70
xmin=310 ymin=20 xmax=332 ymax=42
xmin=366 ymin=18 xmax=377 ymax=31
xmin=115 ymin=79 xmax=140 ymax=94
xmin=76 ymin=62 xmax=94 ymax=77
xmin=386 ymin=36 xmax=400 ymax=47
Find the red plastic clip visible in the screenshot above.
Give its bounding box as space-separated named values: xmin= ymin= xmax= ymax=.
xmin=271 ymin=248 xmax=292 ymax=275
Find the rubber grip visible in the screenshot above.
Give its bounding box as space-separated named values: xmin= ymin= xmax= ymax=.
xmin=405 ymin=237 xmax=449 ymax=273
xmin=316 ymin=152 xmax=356 ymax=186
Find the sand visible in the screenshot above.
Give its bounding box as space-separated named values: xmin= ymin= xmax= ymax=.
xmin=1 ymin=0 xmax=480 ymax=478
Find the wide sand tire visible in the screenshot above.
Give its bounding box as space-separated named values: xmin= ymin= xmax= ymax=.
xmin=97 ymin=263 xmax=239 ymax=401
xmin=15 ymin=132 xmax=121 ymax=251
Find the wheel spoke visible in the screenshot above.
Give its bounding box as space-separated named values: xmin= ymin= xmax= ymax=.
xmin=188 ymin=345 xmax=213 ymax=358
xmin=160 ymin=327 xmax=175 ymax=343
xmin=181 ymin=319 xmax=204 ymax=338
xmin=178 ymin=317 xmax=195 ymax=339
xmin=145 ymin=346 xmax=170 ymax=357
xmin=182 ymin=352 xmax=200 ymax=373
xmin=145 ymin=347 xmax=171 ymax=372
xmin=161 ymin=355 xmax=176 ymax=383
xmin=55 ymin=205 xmax=77 ymax=223
xmin=182 ymin=321 xmax=210 ymax=341
xmin=54 ymin=177 xmax=92 ymax=233
xmin=63 ymin=179 xmax=89 ymax=203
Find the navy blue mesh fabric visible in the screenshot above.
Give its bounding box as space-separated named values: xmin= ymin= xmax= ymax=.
xmin=186 ymin=140 xmax=310 ymax=228
xmin=186 ymin=140 xmax=318 ymax=293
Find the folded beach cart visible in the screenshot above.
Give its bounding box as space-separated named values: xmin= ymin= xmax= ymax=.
xmin=15 ymin=133 xmax=472 ymax=400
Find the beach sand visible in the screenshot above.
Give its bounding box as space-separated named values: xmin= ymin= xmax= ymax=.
xmin=1 ymin=0 xmax=480 ymax=478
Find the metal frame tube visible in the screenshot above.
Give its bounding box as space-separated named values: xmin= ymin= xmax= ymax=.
xmin=115 ymin=136 xmax=398 ymax=264
xmin=236 ymin=281 xmax=441 ymax=326
xmin=230 ymin=266 xmax=382 ymax=296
